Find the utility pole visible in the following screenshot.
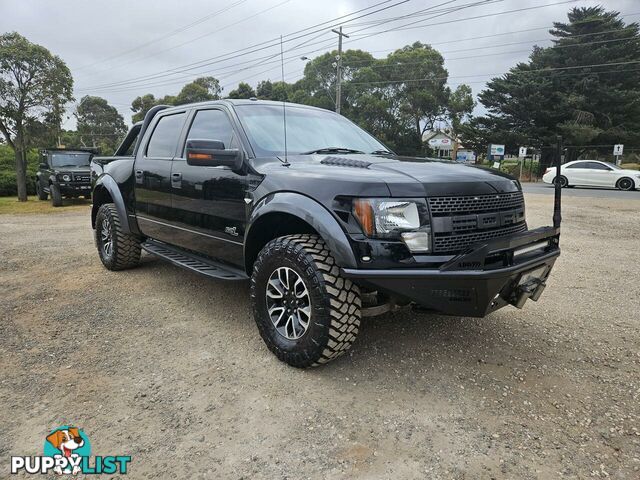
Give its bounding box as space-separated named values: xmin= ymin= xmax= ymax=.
xmin=331 ymin=27 xmax=349 ymax=115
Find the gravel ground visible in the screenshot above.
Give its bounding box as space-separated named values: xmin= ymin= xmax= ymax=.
xmin=1 ymin=193 xmax=639 ymax=479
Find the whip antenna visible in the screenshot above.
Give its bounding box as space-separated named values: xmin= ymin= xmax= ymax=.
xmin=280 ymin=35 xmax=289 ymax=166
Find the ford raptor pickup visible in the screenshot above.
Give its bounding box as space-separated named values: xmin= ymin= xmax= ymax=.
xmin=90 ymin=100 xmax=561 ymax=367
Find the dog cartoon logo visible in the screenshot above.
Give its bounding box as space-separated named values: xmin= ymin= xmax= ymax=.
xmin=43 ymin=426 xmax=91 ymax=475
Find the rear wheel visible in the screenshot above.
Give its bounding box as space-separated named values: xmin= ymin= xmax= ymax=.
xmin=50 ymin=184 xmax=62 ymax=207
xmin=553 ymin=176 xmax=568 ymax=188
xmin=36 ymin=183 xmax=48 ymax=200
xmin=616 ymin=177 xmax=634 ymax=191
xmin=95 ymin=203 xmax=141 ymax=270
xmin=250 ymin=234 xmax=361 ymax=368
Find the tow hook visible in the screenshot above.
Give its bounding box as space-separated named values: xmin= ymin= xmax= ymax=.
xmin=513 ymin=280 xmax=546 ymax=309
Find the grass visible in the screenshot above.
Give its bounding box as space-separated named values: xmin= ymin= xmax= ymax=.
xmin=0 ymin=196 xmax=90 ymax=215
xmin=621 ymin=163 xmax=639 ymax=170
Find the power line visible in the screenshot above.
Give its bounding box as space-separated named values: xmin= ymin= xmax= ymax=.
xmin=76 ymin=0 xmax=292 ymax=81
xmin=346 ymin=60 xmax=640 ymax=86
xmin=80 ymin=0 xmax=503 ymax=94
xmin=73 ymin=0 xmax=249 ymax=72
xmin=74 ymin=0 xmax=410 ymax=92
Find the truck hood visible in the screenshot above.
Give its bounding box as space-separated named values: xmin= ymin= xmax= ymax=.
xmin=256 ymin=154 xmax=519 ymax=197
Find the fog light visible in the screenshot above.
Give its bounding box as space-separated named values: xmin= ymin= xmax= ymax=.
xmin=401 ymin=231 xmax=430 ymax=253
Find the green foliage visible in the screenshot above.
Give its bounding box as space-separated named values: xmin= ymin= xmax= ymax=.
xmin=467 ymin=7 xmax=640 ymax=162
xmin=0 ymin=144 xmax=38 ymax=196
xmin=131 ymin=76 xmax=221 ymax=122
xmin=227 ymin=82 xmax=256 ymax=99
xmin=0 ymin=32 xmax=73 ymax=200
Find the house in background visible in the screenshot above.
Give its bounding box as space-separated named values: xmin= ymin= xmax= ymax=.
xmin=422 ymin=130 xmax=459 ymax=159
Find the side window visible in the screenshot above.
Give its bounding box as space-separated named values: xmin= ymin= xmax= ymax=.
xmin=566 ymin=162 xmax=587 ymax=169
xmin=586 ymin=162 xmax=610 ymax=170
xmin=146 ymin=113 xmax=186 ymax=158
xmin=185 ymin=109 xmax=237 ymax=153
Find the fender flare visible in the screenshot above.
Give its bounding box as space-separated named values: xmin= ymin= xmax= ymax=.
xmin=246 ymin=192 xmax=358 ymax=269
xmin=93 ymin=174 xmax=130 ymax=233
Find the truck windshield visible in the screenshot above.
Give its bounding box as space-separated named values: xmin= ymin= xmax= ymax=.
xmin=235 ymin=104 xmax=389 ymax=157
xmin=50 ymin=152 xmax=91 ymax=168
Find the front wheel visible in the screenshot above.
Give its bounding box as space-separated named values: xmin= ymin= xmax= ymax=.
xmin=36 ymin=183 xmax=48 ymax=200
xmin=250 ymin=234 xmax=361 ymax=368
xmin=95 ymin=203 xmax=141 ymax=271
xmin=617 ymin=177 xmax=635 ymax=191
xmin=50 ymin=184 xmax=62 ymax=207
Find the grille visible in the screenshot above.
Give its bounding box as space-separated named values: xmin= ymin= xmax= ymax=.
xmin=428 ymin=191 xmax=524 ymax=216
xmin=434 ymin=223 xmax=527 ymax=253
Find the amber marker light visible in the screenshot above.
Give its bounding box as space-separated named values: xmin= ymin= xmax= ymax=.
xmin=353 ymin=199 xmax=375 ymax=236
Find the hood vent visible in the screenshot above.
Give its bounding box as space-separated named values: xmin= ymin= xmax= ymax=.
xmin=320 ymin=156 xmax=371 ymax=169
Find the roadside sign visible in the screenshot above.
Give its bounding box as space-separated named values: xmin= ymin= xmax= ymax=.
xmin=518 ymin=146 xmax=527 ymax=158
xmin=613 ymin=144 xmax=624 ymax=156
xmin=492 ymin=162 xmax=501 ymax=169
xmin=490 ymin=144 xmax=505 ymax=156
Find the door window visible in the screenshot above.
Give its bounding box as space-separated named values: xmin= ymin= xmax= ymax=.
xmin=146 ymin=112 xmax=186 ymax=158
xmin=585 ymin=162 xmax=611 ymax=170
xmin=566 ymin=162 xmax=588 ymax=169
xmin=184 ymin=109 xmax=237 ymax=154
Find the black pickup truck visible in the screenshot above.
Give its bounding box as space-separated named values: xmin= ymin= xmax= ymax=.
xmin=90 ymin=99 xmax=561 ymax=367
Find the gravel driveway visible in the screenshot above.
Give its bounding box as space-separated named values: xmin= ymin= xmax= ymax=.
xmin=1 ymin=193 xmax=639 ymax=479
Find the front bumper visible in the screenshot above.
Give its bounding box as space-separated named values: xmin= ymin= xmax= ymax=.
xmin=57 ymin=183 xmax=92 ymax=195
xmin=342 ymin=226 xmax=560 ymax=317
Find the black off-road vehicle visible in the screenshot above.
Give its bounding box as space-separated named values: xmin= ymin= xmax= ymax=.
xmin=90 ymin=100 xmax=561 ymax=367
xmin=36 ymin=149 xmax=94 ymax=206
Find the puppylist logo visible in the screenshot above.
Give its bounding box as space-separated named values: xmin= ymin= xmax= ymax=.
xmin=11 ymin=426 xmax=131 ymax=475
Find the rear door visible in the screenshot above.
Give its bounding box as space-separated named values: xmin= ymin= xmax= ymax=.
xmin=134 ymin=110 xmax=187 ymax=243
xmin=168 ymin=107 xmax=247 ymax=267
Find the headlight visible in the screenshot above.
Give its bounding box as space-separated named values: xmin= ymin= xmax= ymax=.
xmin=352 ymin=198 xmax=431 ymax=252
xmin=62 ymin=174 xmax=71 ymax=182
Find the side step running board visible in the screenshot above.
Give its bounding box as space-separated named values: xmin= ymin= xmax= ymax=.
xmin=141 ymin=240 xmax=248 ymax=281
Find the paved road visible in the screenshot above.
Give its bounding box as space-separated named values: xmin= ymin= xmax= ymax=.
xmin=523 ymin=181 xmax=640 ymax=200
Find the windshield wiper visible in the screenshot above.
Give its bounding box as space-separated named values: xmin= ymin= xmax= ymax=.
xmin=302 ymin=147 xmax=365 ymax=155
xmin=370 ymin=150 xmax=392 ymax=155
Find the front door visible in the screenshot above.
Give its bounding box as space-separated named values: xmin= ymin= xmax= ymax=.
xmin=169 ymin=108 xmax=247 ymax=267
xmin=134 ymin=111 xmax=187 ymax=243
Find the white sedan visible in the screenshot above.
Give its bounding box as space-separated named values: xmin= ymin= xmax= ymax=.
xmin=542 ymin=160 xmax=640 ymax=191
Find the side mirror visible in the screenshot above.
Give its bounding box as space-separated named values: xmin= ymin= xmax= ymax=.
xmin=186 ymin=139 xmax=242 ymax=170
xmin=39 ymin=163 xmax=48 ymax=169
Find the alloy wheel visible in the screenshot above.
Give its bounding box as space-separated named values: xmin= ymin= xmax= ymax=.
xmin=101 ymin=217 xmax=113 ymax=258
xmin=265 ymin=267 xmax=312 ymax=340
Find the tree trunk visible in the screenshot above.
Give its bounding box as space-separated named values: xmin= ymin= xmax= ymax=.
xmin=15 ymin=147 xmax=28 ymax=202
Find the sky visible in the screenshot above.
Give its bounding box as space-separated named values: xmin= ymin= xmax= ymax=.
xmin=1 ymin=0 xmax=638 ymax=129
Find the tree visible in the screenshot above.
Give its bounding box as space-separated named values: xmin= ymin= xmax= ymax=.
xmin=475 ymin=7 xmax=640 ymax=161
xmin=75 ymin=96 xmax=127 ymax=153
xmin=175 ymin=76 xmax=222 ymax=105
xmin=227 ymin=82 xmax=256 ymax=99
xmin=0 ymin=32 xmax=73 ymax=201
xmin=131 ymin=77 xmax=222 ymax=122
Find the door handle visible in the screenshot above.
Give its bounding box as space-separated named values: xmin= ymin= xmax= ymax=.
xmin=134 ymin=170 xmax=143 ymax=184
xmin=171 ymin=172 xmax=182 ymax=188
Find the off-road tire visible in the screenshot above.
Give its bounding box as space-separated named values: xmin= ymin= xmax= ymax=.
xmin=250 ymin=234 xmax=361 ymax=368
xmin=616 ymin=177 xmax=634 ymax=191
xmin=36 ymin=183 xmax=48 ymax=200
xmin=553 ymin=175 xmax=568 ymax=188
xmin=50 ymin=184 xmax=62 ymax=207
xmin=95 ymin=203 xmax=141 ymax=271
